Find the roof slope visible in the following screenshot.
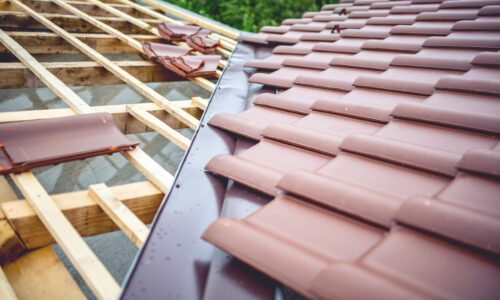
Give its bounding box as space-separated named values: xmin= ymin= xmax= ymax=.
xmin=124 ymin=0 xmax=500 ymax=299
xmin=204 ymin=0 xmax=500 ymax=299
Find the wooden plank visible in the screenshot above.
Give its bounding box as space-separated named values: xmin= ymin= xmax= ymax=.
xmin=4 ymin=246 xmax=85 ymax=300
xmin=121 ymin=148 xmax=173 ymax=193
xmin=0 ymin=266 xmax=17 ymax=300
xmin=0 ymin=180 xmax=25 ymax=267
xmin=136 ymin=0 xmax=240 ymax=40
xmin=0 ymin=28 xmax=93 ymax=114
xmin=127 ymin=105 xmax=191 ymax=151
xmin=2 ymin=180 xmax=163 ymax=249
xmin=11 ymin=172 xmax=120 ymax=300
xmin=89 ymin=184 xmax=149 ymax=247
xmin=0 ymin=11 xmax=159 ymax=34
xmin=0 ymin=220 xmax=24 ymax=266
xmin=9 ymin=0 xmax=201 ymax=129
xmin=191 ymin=96 xmax=208 ymax=110
xmin=0 ymin=177 xmax=18 ymax=204
xmin=0 ymin=31 xmax=161 ymax=54
xmin=2 ymin=0 xmax=156 ymax=18
xmin=0 ymin=101 xmax=203 ymax=134
xmin=52 ymin=0 xmax=219 ymax=89
xmin=0 ymin=60 xmax=189 ymax=89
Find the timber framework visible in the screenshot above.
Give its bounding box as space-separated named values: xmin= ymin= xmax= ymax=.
xmin=0 ymin=0 xmax=238 ymax=299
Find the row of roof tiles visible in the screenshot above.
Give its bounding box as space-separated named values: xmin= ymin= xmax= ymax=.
xmin=201 ymin=0 xmax=500 ymax=298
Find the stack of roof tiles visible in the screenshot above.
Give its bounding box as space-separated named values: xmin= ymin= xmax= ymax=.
xmin=201 ymin=0 xmax=500 ymax=298
xmin=142 ymin=24 xmax=221 ymax=78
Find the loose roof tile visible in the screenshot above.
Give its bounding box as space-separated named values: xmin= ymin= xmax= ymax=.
xmin=0 ymin=113 xmax=138 ymax=174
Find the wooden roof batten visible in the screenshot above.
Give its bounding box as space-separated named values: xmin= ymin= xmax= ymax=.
xmin=0 ymin=0 xmax=239 ymax=299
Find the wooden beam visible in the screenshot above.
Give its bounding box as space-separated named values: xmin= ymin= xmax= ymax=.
xmin=191 ymin=96 xmax=208 ymax=110
xmin=0 ymin=60 xmax=190 ymax=89
xmin=2 ymin=180 xmax=163 ymax=249
xmin=4 ymin=246 xmax=85 ymax=300
xmin=0 ymin=31 xmax=161 ymax=54
xmin=2 ymin=0 xmax=157 ymax=19
xmin=9 ymin=0 xmax=201 ymax=129
xmin=0 ymin=11 xmax=158 ymax=34
xmin=0 ymin=267 xmax=17 ymax=300
xmin=121 ymin=148 xmax=173 ymax=193
xmin=0 ymin=28 xmax=94 ymax=114
xmin=11 ymin=172 xmax=120 ymax=300
xmin=0 ymin=180 xmax=25 ymax=267
xmin=0 ymin=101 xmax=203 ymax=134
xmin=89 ymin=184 xmax=149 ymax=247
xmin=135 ymin=0 xmax=240 ymax=40
xmin=127 ymin=105 xmax=191 ymax=151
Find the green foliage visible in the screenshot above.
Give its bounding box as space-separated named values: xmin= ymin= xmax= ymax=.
xmin=165 ymin=0 xmax=334 ymax=32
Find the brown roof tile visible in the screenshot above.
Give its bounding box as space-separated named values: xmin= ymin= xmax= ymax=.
xmin=130 ymin=1 xmax=500 ymax=298
xmin=0 ymin=113 xmax=138 ymax=174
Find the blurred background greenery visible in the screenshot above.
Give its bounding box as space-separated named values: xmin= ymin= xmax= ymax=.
xmin=165 ymin=0 xmax=335 ymax=32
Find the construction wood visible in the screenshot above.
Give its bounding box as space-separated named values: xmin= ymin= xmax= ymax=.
xmin=0 ymin=181 xmax=24 ymax=267
xmin=11 ymin=172 xmax=120 ymax=300
xmin=191 ymin=96 xmax=208 ymax=110
xmin=0 ymin=11 xmax=158 ymax=34
xmin=2 ymin=180 xmax=163 ymax=249
xmin=0 ymin=60 xmax=189 ymax=89
xmin=0 ymin=177 xmax=18 ymax=204
xmin=0 ymin=266 xmax=17 ymax=300
xmin=0 ymin=220 xmax=24 ymax=267
xmin=89 ymin=184 xmax=149 ymax=247
xmin=9 ymin=0 xmax=201 ymax=129
xmin=1 ymin=0 xmax=156 ymax=18
xmin=121 ymin=148 xmax=173 ymax=193
xmin=0 ymin=31 xmax=161 ymax=54
xmin=136 ymin=0 xmax=240 ymax=40
xmin=4 ymin=246 xmax=85 ymax=300
xmin=0 ymin=101 xmax=203 ymax=134
xmin=128 ymin=105 xmax=191 ymax=150
xmin=0 ymin=28 xmax=93 ymax=114
xmin=52 ymin=0 xmax=219 ymax=89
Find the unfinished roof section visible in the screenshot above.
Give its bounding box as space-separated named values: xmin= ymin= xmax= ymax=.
xmin=0 ymin=0 xmax=240 ymax=298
